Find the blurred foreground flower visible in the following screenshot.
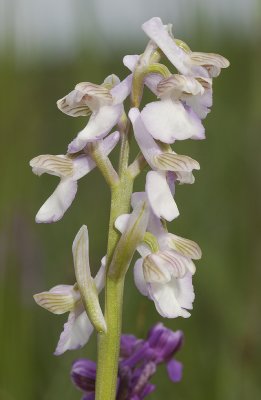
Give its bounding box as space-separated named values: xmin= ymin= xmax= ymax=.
xmin=71 ymin=323 xmax=183 ymax=399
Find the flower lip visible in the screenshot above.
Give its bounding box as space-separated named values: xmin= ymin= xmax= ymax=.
xmin=146 ymin=170 xmax=180 ymax=221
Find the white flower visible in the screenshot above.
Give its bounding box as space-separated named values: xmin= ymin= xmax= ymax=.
xmin=129 ymin=108 xmax=200 ymax=221
xmin=57 ymin=74 xmax=132 ymax=153
xmin=142 ymin=17 xmax=229 ymax=79
xmin=34 ymin=226 xmax=106 ymax=355
xmin=125 ymin=56 xmax=207 ymax=142
xmin=142 ymin=17 xmax=229 ymax=119
xmin=30 ymin=131 xmax=119 ymax=223
xmin=34 ymin=257 xmax=105 ymax=355
xmin=140 ymin=74 xmax=205 ymax=144
xmin=115 ymin=192 xmax=201 ymax=319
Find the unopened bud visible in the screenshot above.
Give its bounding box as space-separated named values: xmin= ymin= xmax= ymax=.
xmin=73 ymin=225 xmax=107 ymax=334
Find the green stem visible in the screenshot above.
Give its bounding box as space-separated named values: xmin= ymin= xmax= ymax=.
xmin=95 ymin=173 xmax=133 ymax=400
xmin=95 ymin=278 xmax=124 ymax=400
xmin=88 ymin=141 xmax=119 ymax=187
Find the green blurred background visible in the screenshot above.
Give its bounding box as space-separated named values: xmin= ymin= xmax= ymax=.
xmin=0 ymin=0 xmax=261 ymax=399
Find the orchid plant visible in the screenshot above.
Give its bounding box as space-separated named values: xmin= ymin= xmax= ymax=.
xmin=31 ymin=17 xmax=229 ymax=400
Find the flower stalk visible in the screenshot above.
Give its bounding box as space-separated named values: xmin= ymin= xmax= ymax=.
xmin=96 ymin=170 xmax=134 ymax=400
xmin=30 ymin=16 xmax=229 ymax=400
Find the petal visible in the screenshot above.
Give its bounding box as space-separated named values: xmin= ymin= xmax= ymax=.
xmin=115 ymin=213 xmax=131 ymax=233
xmin=57 ymin=82 xmax=112 ymax=116
xmin=144 ymin=73 xmax=163 ymax=96
xmin=146 ymin=171 xmax=179 ymax=222
xmin=131 ymin=192 xmax=147 ymax=208
xmin=190 ymin=52 xmax=230 ymax=68
xmin=123 ymin=54 xmax=162 ymax=96
xmin=131 ymin=192 xmax=167 ymax=239
xmin=166 ymin=171 xmax=176 ymax=194
xmin=139 ymin=384 xmax=156 ymax=398
xmin=175 ymin=272 xmax=195 ymax=310
xmin=54 ymin=305 xmax=94 ymax=355
xmin=143 ymin=253 xmax=172 ymax=283
xmin=157 ymin=74 xmax=204 ymax=98
xmin=71 ymin=359 xmax=96 ymax=392
xmin=167 ymin=359 xmax=183 ymax=382
xmin=123 ymin=54 xmax=139 ymax=71
xmin=36 ymin=179 xmax=77 ymax=223
xmin=103 ymin=74 xmax=120 ymax=88
xmin=57 ymin=89 xmax=92 ymax=117
xmin=111 ymin=74 xmax=132 ymax=104
xmin=147 ymin=213 xmax=166 ymax=239
xmin=153 ymin=153 xmax=200 ymax=172
xmin=129 ymin=108 xmax=162 ymax=169
xmin=134 ymin=258 xmax=149 ymax=296
xmin=190 ymin=52 xmax=230 ymax=77
xmin=142 ymin=17 xmax=206 ymax=77
xmin=102 ymin=130 xmax=120 ymax=154
xmin=73 ymin=130 xmax=120 ymax=180
xmin=166 ymin=233 xmax=202 ymax=260
xmin=141 ymin=98 xmax=205 ymax=143
xmin=30 ymin=154 xmax=73 ymax=178
xmin=185 ymin=88 xmax=213 ymax=119
xmin=120 ymin=334 xmax=140 ymax=358
xmin=148 ymin=278 xmax=192 ymax=319
xmin=33 ymin=284 xmax=79 ymax=315
xmin=144 ymin=250 xmax=191 ymax=282
xmin=184 ymin=106 xmax=206 ymax=140
xmin=142 ymin=18 xmax=188 ymax=73
xmin=72 ymin=154 xmax=96 ymax=180
xmin=174 ymin=171 xmax=195 ymax=184
xmin=68 ymin=104 xmax=123 ymax=153
xmin=147 ymin=323 xmax=184 ymax=355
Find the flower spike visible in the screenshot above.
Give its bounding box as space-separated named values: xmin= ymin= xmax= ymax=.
xmin=31 ymin=16 xmax=229 ymax=398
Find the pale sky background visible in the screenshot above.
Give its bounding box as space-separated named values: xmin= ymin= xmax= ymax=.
xmin=0 ymin=0 xmax=260 ymax=61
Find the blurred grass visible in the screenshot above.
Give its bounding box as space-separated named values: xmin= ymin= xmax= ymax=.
xmin=0 ymin=32 xmax=261 ymax=400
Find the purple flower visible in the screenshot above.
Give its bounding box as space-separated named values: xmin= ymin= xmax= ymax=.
xmin=71 ymin=323 xmax=183 ymax=399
